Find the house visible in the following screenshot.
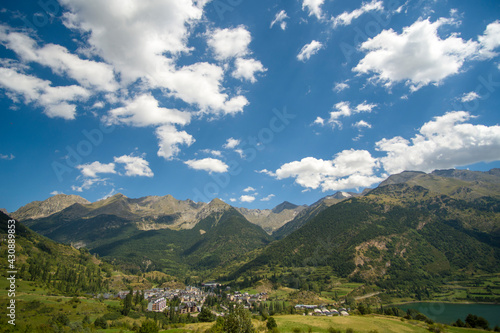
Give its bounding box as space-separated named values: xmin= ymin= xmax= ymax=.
xmin=340 ymin=311 xmax=349 ymax=316
xmin=179 ymin=302 xmax=198 ymax=314
xmin=117 ymin=291 xmax=130 ymax=299
xmin=313 ymin=308 xmax=323 ymax=316
xmin=148 ymin=297 xmax=167 ymax=312
xmin=202 ymin=282 xmax=220 ymax=289
xmin=295 ymin=304 xmax=318 ymax=310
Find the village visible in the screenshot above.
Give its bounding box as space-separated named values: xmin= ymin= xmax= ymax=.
xmin=97 ymin=284 xmax=350 ymax=318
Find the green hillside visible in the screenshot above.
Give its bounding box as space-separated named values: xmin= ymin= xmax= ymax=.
xmin=0 ymin=211 xmax=114 ymax=294
xmin=231 ymin=181 xmax=500 ymax=300
xmin=15 ymin=169 xmax=500 ymax=303
xmin=90 ymin=207 xmax=272 ymax=275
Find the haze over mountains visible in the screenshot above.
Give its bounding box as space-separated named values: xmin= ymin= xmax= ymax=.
xmin=9 ymin=168 xmax=500 ymax=288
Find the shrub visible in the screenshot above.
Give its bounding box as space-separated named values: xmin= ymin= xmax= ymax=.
xmin=102 ymin=311 xmax=123 ymax=321
xmin=94 ymin=316 xmax=107 ymax=329
xmin=427 ymin=323 xmax=445 ymax=333
xmin=139 ymin=319 xmax=159 ymax=333
xmin=266 ymin=317 xmax=277 ymax=330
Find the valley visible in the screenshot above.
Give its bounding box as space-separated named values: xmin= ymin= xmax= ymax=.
xmin=1 ymin=168 xmax=500 ymax=332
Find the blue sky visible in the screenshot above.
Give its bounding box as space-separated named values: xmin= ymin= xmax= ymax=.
xmin=1 ymin=0 xmax=500 ymax=212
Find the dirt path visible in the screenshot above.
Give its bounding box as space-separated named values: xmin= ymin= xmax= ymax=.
xmin=354 ymin=291 xmax=381 ymax=301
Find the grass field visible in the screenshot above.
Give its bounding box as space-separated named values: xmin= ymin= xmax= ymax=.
xmin=157 ymin=314 xmax=488 ymax=332
xmin=271 ymin=315 xmax=488 ymax=333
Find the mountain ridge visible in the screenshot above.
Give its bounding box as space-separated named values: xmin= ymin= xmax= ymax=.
xmin=12 ymin=167 xmax=500 ymax=291
xmin=16 ymin=168 xmax=500 ymax=237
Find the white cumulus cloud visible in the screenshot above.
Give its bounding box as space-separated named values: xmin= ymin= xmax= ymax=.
xmin=184 ymin=158 xmax=229 ymax=174
xmin=223 ymin=137 xmax=241 ymax=149
xmin=114 ymin=154 xmax=154 ymax=177
xmin=240 ymin=195 xmax=256 ymax=203
xmin=207 ymin=26 xmax=252 ymax=60
xmin=76 ymin=161 xmax=116 ymax=178
xmin=376 ymin=111 xmax=500 ymax=174
xmin=273 ymin=149 xmax=384 ymax=191
xmin=302 ymin=0 xmax=325 ymax=20
xmin=0 ymin=25 xmax=118 ymax=92
xmin=156 ymin=125 xmax=195 ymax=160
xmin=58 ymin=0 xmax=250 ymax=117
xmin=106 ymin=94 xmax=191 ymax=127
xmin=353 ymin=18 xmax=480 ymax=91
xmin=0 ymin=67 xmax=90 ymax=119
xmin=477 ymin=20 xmax=500 ymax=59
xmin=232 ymin=58 xmax=266 ymax=83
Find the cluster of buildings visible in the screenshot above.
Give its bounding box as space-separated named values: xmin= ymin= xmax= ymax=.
xmin=225 ymin=291 xmax=268 ymax=306
xmin=145 ymin=286 xmax=210 ymax=313
xmin=102 ymin=286 xmax=212 ymax=313
xmin=294 ymin=304 xmax=350 ymax=316
xmin=99 ymin=286 xmax=350 ymax=317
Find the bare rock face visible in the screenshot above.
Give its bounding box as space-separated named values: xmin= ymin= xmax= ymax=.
xmin=237 ymin=203 xmax=307 ymax=234
xmin=12 ymin=194 xmax=90 ymax=221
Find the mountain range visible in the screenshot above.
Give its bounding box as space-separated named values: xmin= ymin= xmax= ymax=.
xmin=8 ymin=168 xmax=500 ymax=290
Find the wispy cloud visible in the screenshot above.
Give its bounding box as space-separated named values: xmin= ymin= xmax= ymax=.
xmin=0 ymin=153 xmax=15 ymax=160
xmin=270 ymin=10 xmax=289 ymax=30
xmin=297 ymin=40 xmax=323 ymax=62
xmin=260 ymin=194 xmax=275 ymax=201
xmin=332 ymin=0 xmax=384 ymax=28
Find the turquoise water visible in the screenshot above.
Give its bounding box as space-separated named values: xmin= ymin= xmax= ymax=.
xmin=395 ymin=302 xmax=500 ymax=327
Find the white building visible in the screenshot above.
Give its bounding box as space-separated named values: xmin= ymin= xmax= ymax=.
xmin=147 ymin=297 xmax=167 ymax=312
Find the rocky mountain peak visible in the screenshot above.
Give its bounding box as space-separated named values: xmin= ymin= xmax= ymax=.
xmin=272 ymin=201 xmax=299 ymax=214
xmin=12 ymin=194 xmax=90 ymax=221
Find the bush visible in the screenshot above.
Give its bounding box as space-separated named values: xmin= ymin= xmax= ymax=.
xmin=266 ymin=317 xmax=277 ymax=330
xmin=94 ymin=316 xmax=107 ymax=329
xmin=427 ymin=323 xmax=445 ymax=333
xmin=357 ymin=303 xmax=371 ymax=315
xmin=128 ymin=311 xmax=141 ymax=319
xmin=328 ymin=328 xmax=341 ymax=333
xmin=102 ymin=311 xmax=123 ymax=321
xmin=465 ymin=314 xmax=490 ymax=330
xmin=52 ymin=314 xmax=70 ymax=327
xmin=139 ymin=319 xmax=159 ymax=333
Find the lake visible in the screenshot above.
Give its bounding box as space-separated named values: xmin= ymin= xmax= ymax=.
xmin=395 ymin=302 xmax=500 ymax=327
